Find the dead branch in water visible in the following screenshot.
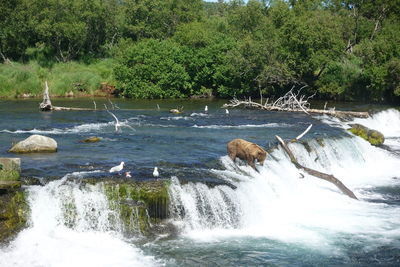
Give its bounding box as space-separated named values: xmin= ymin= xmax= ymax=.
xmin=39 ymin=81 xmax=53 ymax=111
xmin=222 ymin=86 xmax=369 ymax=118
xmin=275 ymin=129 xmax=358 ymax=200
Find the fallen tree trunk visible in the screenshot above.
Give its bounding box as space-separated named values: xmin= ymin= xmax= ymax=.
xmin=222 ymin=87 xmax=369 ymax=118
xmin=223 ymin=98 xmax=369 ymax=118
xmin=39 ymin=81 xmax=97 ymax=111
xmin=275 ymin=135 xmax=358 ymax=200
xmin=52 ymin=106 xmax=94 ymax=111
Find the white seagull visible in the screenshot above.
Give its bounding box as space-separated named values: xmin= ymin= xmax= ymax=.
xmin=153 ymin=167 xmax=159 ymax=177
xmin=109 ymin=161 xmax=124 ymax=173
xmin=107 ymin=109 xmax=121 ymax=132
xmin=225 ymin=109 xmax=229 ymax=114
xmin=105 ymin=108 xmax=136 ymax=132
xmin=204 ymin=105 xmax=208 ymax=113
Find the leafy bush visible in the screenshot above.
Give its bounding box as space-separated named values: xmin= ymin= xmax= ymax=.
xmin=114 ymin=39 xmax=191 ymax=98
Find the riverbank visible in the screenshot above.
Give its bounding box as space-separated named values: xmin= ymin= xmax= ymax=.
xmin=0 ymin=60 xmax=115 ymax=99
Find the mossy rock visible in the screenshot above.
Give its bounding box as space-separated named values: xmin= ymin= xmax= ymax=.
xmin=0 ymin=189 xmax=29 ymax=242
xmin=0 ymin=180 xmax=22 ymax=191
xmin=300 ymin=141 xmax=313 ymax=153
xmin=316 ymin=138 xmax=325 ymax=147
xmin=169 ymin=109 xmax=182 ymax=114
xmin=0 ymin=158 xmax=21 ymax=181
xmin=0 ymin=170 xmax=20 ymax=181
xmin=81 ymin=136 xmax=101 ymax=143
xmin=348 ymin=124 xmax=385 ymax=146
xmin=82 ymin=178 xmax=170 ymax=235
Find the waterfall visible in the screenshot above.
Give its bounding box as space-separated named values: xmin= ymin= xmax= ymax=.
xmin=168 ymin=135 xmax=400 ymax=248
xmin=0 ymin=174 xmax=160 ymax=267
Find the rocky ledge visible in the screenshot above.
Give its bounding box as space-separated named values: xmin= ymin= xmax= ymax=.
xmin=0 ymin=158 xmax=28 ymax=243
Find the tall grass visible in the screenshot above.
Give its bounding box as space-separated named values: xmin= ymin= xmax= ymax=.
xmin=0 ymin=59 xmax=115 ymax=98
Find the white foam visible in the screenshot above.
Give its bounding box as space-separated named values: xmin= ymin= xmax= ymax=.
xmin=352 ymin=109 xmax=400 ymax=137
xmin=192 ymin=123 xmax=290 ymax=129
xmin=160 ymin=116 xmax=193 ymax=121
xmin=1 ymin=120 xmax=138 ymax=135
xmin=190 ymin=112 xmax=208 ymax=117
xmin=168 ymin=137 xmax=400 ymax=250
xmin=0 ymin=177 xmax=160 ymax=267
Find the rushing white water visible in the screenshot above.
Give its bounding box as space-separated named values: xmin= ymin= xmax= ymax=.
xmin=317 ymin=108 xmax=400 ymax=146
xmin=352 ymin=109 xmax=400 ymax=138
xmin=0 ymin=175 xmax=160 ymax=267
xmin=192 ymin=123 xmax=291 ymax=129
xmin=0 ymin=120 xmax=138 ymax=135
xmin=169 ymin=135 xmax=400 ymax=251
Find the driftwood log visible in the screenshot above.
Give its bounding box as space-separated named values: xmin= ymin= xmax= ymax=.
xmin=275 ymin=131 xmax=357 ymax=200
xmin=222 ymin=87 xmax=369 ymax=118
xmin=39 ymin=81 xmax=53 ymax=111
xmin=39 ymin=81 xmax=97 ymax=111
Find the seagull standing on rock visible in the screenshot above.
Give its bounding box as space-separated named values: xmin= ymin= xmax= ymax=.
xmin=153 ymin=167 xmax=159 ymax=177
xmin=109 ymin=161 xmax=124 ymax=173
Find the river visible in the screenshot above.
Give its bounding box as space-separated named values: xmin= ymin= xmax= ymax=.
xmin=0 ymin=98 xmax=399 ymax=266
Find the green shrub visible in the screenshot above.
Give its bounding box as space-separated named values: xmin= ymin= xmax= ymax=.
xmin=114 ymin=39 xmax=191 ymax=99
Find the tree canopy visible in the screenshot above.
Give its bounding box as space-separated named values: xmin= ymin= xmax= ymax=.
xmin=1 ymin=0 xmax=399 ymax=102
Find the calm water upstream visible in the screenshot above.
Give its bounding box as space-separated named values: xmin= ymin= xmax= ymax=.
xmin=0 ymin=98 xmax=399 ymax=266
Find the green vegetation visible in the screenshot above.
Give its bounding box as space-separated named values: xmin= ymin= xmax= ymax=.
xmin=0 ymin=60 xmax=115 ymax=97
xmin=1 ymin=0 xmax=399 ymax=103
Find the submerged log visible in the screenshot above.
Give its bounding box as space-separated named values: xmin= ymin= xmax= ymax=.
xmin=275 ymin=135 xmax=358 ymax=200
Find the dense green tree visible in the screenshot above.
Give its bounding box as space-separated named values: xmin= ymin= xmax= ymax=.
xmin=122 ymin=0 xmax=203 ymax=40
xmin=114 ymin=39 xmax=191 ymax=98
xmin=173 ymin=20 xmax=236 ymax=97
xmin=1 ymin=0 xmax=400 ymax=102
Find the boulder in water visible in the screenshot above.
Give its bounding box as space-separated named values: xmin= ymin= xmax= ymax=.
xmin=9 ymin=135 xmax=58 ymax=153
xmin=348 ymin=124 xmax=385 ymax=146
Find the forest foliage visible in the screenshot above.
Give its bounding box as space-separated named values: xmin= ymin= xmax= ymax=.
xmin=0 ymin=0 xmax=399 ymax=102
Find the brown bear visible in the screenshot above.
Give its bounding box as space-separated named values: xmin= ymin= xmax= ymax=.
xmin=227 ymin=138 xmax=267 ymax=170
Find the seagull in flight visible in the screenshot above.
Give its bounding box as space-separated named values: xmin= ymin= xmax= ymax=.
xmin=109 ymin=161 xmax=124 ymax=173
xmin=107 ymin=109 xmax=121 ymax=132
xmin=104 ymin=105 xmax=136 ymax=132
xmin=153 ymin=167 xmax=159 ymax=177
